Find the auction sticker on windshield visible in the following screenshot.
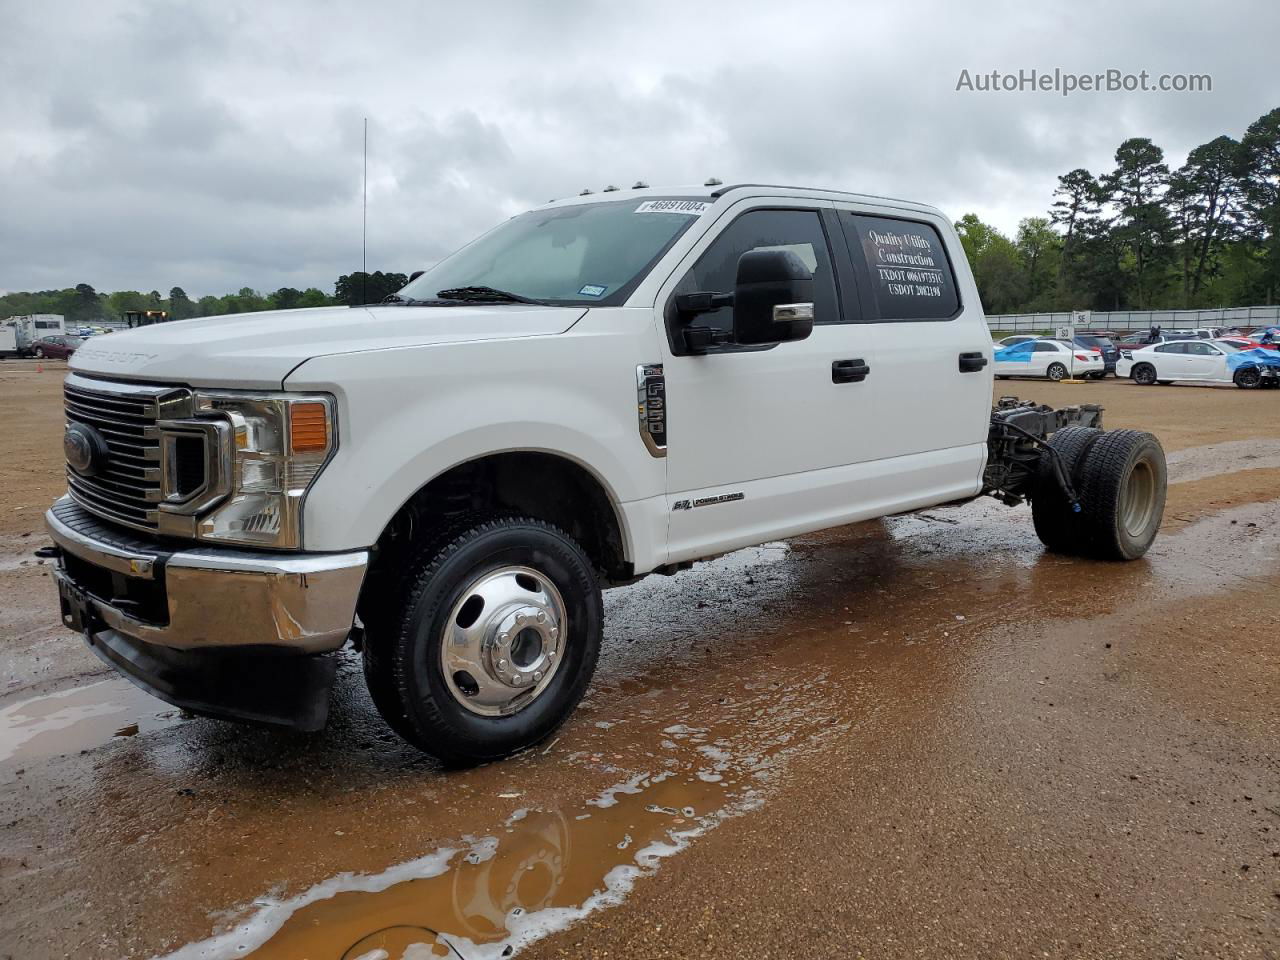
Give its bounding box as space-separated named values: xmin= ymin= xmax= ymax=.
xmin=635 ymin=200 xmax=709 ymax=215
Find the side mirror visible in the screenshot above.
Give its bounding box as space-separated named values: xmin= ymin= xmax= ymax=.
xmin=732 ymin=249 xmax=815 ymax=345
xmin=408 ymin=270 xmax=425 ymax=283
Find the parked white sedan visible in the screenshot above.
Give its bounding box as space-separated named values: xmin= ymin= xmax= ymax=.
xmin=993 ymin=339 xmax=1105 ymax=381
xmin=1118 ymin=339 xmax=1280 ymax=388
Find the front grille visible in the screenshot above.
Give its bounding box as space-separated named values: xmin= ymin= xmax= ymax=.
xmin=64 ymin=379 xmax=172 ymax=531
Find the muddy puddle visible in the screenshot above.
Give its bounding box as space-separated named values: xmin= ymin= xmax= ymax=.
xmin=161 ymin=683 xmax=842 ymax=960
xmin=147 ymin=494 xmax=1280 ymax=960
xmin=0 ymin=677 xmax=184 ymax=765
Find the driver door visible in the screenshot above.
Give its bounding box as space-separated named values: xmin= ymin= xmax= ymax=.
xmin=656 ymin=200 xmax=885 ymax=562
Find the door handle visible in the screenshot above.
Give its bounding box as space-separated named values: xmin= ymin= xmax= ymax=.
xmin=958 ymin=351 xmax=988 ymax=373
xmin=832 ymin=359 xmax=870 ymax=383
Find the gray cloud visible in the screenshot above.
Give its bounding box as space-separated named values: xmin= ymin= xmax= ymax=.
xmin=2 ymin=0 xmax=1278 ymax=296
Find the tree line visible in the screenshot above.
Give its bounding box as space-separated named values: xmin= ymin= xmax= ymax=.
xmin=956 ymin=106 xmax=1280 ymax=315
xmin=0 ymin=272 xmax=409 ymax=325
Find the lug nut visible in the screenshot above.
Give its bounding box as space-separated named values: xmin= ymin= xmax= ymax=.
xmin=533 ymin=671 xmax=543 ymax=681
xmin=536 ymin=611 xmax=547 ymax=623
xmin=547 ymin=650 xmax=556 ymax=658
xmin=497 ymin=658 xmax=507 ymax=669
xmin=499 ymin=632 xmax=509 ymax=644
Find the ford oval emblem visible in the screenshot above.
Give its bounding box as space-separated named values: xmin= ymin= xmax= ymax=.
xmin=64 ymin=423 xmax=109 ymax=477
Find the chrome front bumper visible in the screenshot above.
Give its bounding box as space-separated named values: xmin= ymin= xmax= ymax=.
xmin=46 ymin=497 xmax=367 ymax=654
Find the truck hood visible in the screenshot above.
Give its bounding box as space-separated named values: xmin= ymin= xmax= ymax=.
xmin=69 ymin=304 xmax=587 ymax=388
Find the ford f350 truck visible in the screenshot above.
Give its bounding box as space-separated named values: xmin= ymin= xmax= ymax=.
xmin=44 ymin=184 xmax=1167 ymax=763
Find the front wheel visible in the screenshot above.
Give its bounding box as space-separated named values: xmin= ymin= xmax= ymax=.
xmin=1234 ymin=367 xmax=1262 ymax=389
xmin=363 ymin=516 xmax=603 ymax=765
xmin=33 ymin=348 xmax=44 ymax=359
xmin=1046 ymin=362 xmax=1068 ymax=382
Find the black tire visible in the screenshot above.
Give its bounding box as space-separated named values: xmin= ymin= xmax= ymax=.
xmin=1234 ymin=367 xmax=1262 ymax=389
xmin=1076 ymin=430 xmax=1167 ymax=561
xmin=364 ymin=515 xmax=602 ymax=765
xmin=1156 ymin=380 xmax=1174 ymax=386
xmin=1131 ymin=363 xmax=1156 ymax=385
xmin=1031 ymin=426 xmax=1103 ymax=554
xmin=1046 ymin=362 xmax=1068 ymax=381
xmin=360 ymin=511 xmax=487 ymax=743
xmin=33 ymin=347 xmax=44 ymax=359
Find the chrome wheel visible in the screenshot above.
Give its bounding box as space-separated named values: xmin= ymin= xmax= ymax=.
xmin=440 ymin=565 xmax=567 ymax=716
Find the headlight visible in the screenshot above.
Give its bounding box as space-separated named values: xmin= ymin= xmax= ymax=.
xmin=191 ymin=392 xmax=336 ymax=549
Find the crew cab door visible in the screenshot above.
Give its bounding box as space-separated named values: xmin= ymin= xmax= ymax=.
xmin=656 ymin=200 xmax=886 ymax=561
xmin=828 ymin=204 xmax=992 ymax=486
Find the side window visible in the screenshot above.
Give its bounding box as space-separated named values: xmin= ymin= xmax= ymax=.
xmin=675 ymin=209 xmax=840 ymax=332
xmin=839 ymin=214 xmax=960 ymax=321
xmin=1032 ymin=342 xmax=1058 ymax=353
xmin=1185 ymin=341 xmax=1216 ymax=355
xmin=1155 ymin=342 xmax=1185 ymax=354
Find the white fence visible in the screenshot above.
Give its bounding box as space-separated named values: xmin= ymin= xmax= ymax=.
xmin=986 ymin=305 xmax=1280 ymax=333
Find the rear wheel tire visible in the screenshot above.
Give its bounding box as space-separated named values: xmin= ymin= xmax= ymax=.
xmin=1076 ymin=430 xmax=1167 ymax=561
xmin=1131 ymin=364 xmax=1156 ymax=385
xmin=33 ymin=348 xmax=44 ymax=359
xmin=1031 ymin=426 xmax=1103 ymax=554
xmin=363 ymin=515 xmax=602 ymax=765
xmin=1047 ymin=362 xmax=1068 ymax=382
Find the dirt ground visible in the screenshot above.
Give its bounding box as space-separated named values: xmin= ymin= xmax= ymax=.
xmin=1 ymin=360 xmax=1278 ymax=960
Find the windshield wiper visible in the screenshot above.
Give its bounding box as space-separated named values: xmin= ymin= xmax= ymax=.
xmin=435 ymin=286 xmax=548 ymax=305
xmin=381 ymin=293 xmax=447 ymax=306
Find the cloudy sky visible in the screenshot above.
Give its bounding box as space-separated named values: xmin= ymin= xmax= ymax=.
xmin=2 ymin=0 xmax=1277 ymax=297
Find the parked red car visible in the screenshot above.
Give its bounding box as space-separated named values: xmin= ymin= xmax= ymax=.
xmin=29 ymin=335 xmax=83 ymax=359
xmin=1217 ymin=336 xmax=1279 ymax=351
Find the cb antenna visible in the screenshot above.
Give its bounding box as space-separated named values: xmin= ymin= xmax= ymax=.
xmin=362 ymin=117 xmax=368 ymax=305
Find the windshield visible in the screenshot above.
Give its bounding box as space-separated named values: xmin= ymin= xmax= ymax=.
xmin=397 ymin=198 xmax=709 ymax=306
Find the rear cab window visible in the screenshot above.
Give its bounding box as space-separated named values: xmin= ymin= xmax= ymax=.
xmin=836 ymin=213 xmax=961 ymax=321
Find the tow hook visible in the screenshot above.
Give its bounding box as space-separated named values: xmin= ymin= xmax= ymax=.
xmin=33 ymin=545 xmax=61 ymax=560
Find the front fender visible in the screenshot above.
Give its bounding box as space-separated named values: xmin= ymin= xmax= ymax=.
xmin=284 ymin=326 xmax=665 ymax=558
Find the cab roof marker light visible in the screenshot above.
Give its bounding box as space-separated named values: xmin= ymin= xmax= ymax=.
xmin=602 ymin=185 xmax=619 ymax=192
xmin=632 ymin=180 xmax=649 ymax=189
xmin=704 ymin=177 xmax=723 ymax=186
xmin=579 ymin=188 xmax=594 ymax=195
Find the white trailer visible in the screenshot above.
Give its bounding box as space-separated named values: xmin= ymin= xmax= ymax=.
xmin=0 ymin=324 xmax=20 ymax=358
xmin=28 ymin=314 xmax=66 ymax=336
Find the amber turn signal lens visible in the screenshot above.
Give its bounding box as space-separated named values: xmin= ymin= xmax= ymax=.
xmin=289 ymin=402 xmax=329 ymax=454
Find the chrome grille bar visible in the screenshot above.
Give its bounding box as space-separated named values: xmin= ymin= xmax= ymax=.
xmin=63 ymin=374 xmax=194 ymax=533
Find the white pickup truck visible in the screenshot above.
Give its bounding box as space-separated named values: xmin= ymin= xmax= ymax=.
xmin=45 ymin=184 xmax=1167 ymax=763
